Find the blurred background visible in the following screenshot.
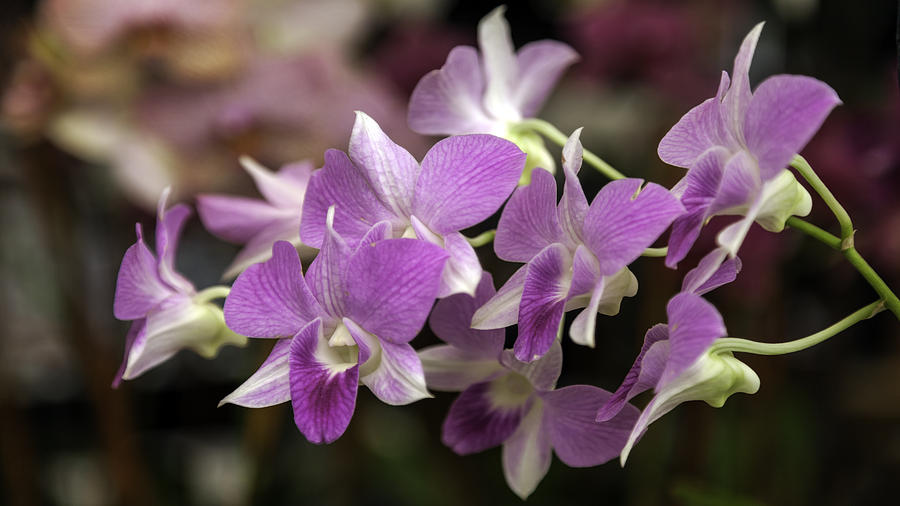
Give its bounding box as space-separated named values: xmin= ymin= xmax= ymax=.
xmin=1 ymin=0 xmax=898 ymax=504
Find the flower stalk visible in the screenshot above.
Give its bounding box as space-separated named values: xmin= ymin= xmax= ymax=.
xmin=517 ymin=118 xmax=625 ymax=180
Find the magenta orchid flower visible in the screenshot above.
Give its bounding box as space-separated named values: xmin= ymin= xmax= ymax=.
xmin=419 ymin=274 xmax=639 ymax=499
xmin=473 ymin=130 xmax=684 ymax=362
xmin=597 ymin=292 xmax=759 ymax=465
xmin=220 ymin=210 xmax=448 ymax=444
xmin=112 ymin=188 xmax=246 ymax=386
xmin=660 ymin=23 xmax=840 ymax=268
xmin=301 ymin=111 xmax=525 ymax=298
xmin=197 ymin=156 xmax=313 ymax=279
xmin=407 ymin=6 xmax=578 ymax=179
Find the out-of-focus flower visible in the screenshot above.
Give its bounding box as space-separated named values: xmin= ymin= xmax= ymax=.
xmin=659 ymin=23 xmax=840 ymax=268
xmin=301 ymin=112 xmax=525 ymax=297
xmin=197 ymin=156 xmax=313 ymax=279
xmin=420 ymin=274 xmax=638 ymax=499
xmin=474 ymin=130 xmax=683 ymax=361
xmin=220 ymin=213 xmax=447 ymax=444
xmin=597 ymin=292 xmax=759 ymax=464
xmin=407 ymin=6 xmax=578 ymax=179
xmin=112 ymin=188 xmax=246 ymax=386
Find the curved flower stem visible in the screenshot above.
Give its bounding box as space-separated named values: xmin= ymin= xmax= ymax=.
xmin=518 ymin=118 xmax=626 ymax=180
xmin=790 ymin=155 xmax=854 ymax=239
xmin=194 ymin=285 xmax=231 ymax=304
xmin=466 ymin=229 xmax=496 ymax=248
xmin=709 ymin=300 xmax=884 ymax=356
xmin=785 ymin=216 xmax=841 ymax=249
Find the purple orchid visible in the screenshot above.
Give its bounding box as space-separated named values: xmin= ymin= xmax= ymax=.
xmin=659 ymin=23 xmax=840 ymax=268
xmin=407 ymin=6 xmax=578 ymax=180
xmin=220 ymin=209 xmax=448 ymax=444
xmin=197 ymin=156 xmax=314 ymax=279
xmin=473 ymin=130 xmax=684 ymax=361
xmin=596 ymin=292 xmax=759 ymax=464
xmin=419 ymin=274 xmax=639 ymax=499
xmin=301 ymin=111 xmax=525 ymax=298
xmin=112 ymin=188 xmax=246 ymax=386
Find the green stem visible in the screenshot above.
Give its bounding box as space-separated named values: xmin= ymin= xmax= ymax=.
xmin=785 ymin=216 xmax=841 ymax=250
xmin=194 ymin=285 xmax=231 ymax=304
xmin=518 ymin=118 xmax=626 ymax=180
xmin=843 ymin=248 xmax=900 ymax=319
xmin=465 ymin=229 xmax=496 ymax=248
xmin=790 ymin=155 xmax=854 ymax=239
xmin=641 ymin=247 xmax=668 ymax=258
xmin=709 ymin=300 xmax=884 ymax=356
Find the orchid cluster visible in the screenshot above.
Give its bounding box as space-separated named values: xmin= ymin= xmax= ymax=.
xmin=111 ymin=7 xmax=898 ymax=499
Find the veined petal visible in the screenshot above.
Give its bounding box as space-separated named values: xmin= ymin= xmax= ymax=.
xmin=306 ymin=208 xmax=352 ymax=317
xmin=565 ymin=266 xmax=638 ymax=318
xmin=407 ymin=46 xmax=493 ymax=135
xmin=542 ymin=385 xmax=639 ymax=467
xmin=196 ymin=194 xmax=293 ymax=244
xmin=502 ymin=400 xmax=551 ymax=500
xmin=114 ymin=224 xmax=174 ymax=320
xmin=743 ymin=75 xmax=841 ymax=181
xmin=429 ymin=273 xmax=505 ymax=355
xmin=681 ymin=248 xmax=742 ymax=295
xmin=155 ymin=189 xmax=193 ymax=293
xmin=657 ymin=72 xmax=735 ymax=167
xmin=566 ymin=245 xmax=601 ymax=302
xmin=112 ymin=319 xmax=146 ymax=388
xmin=583 ymin=179 xmax=684 ymax=276
xmin=419 ymin=344 xmax=505 ymax=392
xmin=221 ymin=218 xmax=303 ymax=280
xmin=596 ymin=324 xmax=670 ymax=422
xmin=351 ymin=319 xmax=431 ymax=405
xmin=471 ymin=265 xmax=527 ymax=330
xmin=224 ymin=241 xmax=322 ymax=338
xmin=500 ymin=340 xmax=563 ymax=392
xmin=708 ymin=150 xmax=761 ymax=215
xmin=349 ymin=111 xmax=419 ymax=218
xmin=289 ymin=319 xmax=359 ymax=444
xmin=219 ymin=339 xmax=291 ymax=408
xmin=558 ymin=130 xmax=590 ymax=245
xmin=436 ymin=231 xmax=483 ymax=298
xmin=659 ymin=293 xmax=726 ymax=387
xmin=413 ymin=135 xmax=525 ymax=234
xmin=495 ymin=167 xmax=563 ymax=263
xmin=442 ymin=380 xmax=529 ymax=455
xmin=478 ymin=6 xmax=520 ymax=121
xmin=300 ymin=149 xmax=397 ymax=248
xmin=568 ymin=280 xmax=605 ymax=348
xmin=513 ymin=40 xmax=579 ymax=118
xmin=344 ymin=239 xmax=447 ymax=343
xmin=722 ymin=23 xmax=763 ymax=143
xmin=665 ymin=208 xmax=708 ymax=269
xmin=240 ymin=156 xmax=311 ymax=209
xmin=515 ymin=243 xmax=572 ymax=362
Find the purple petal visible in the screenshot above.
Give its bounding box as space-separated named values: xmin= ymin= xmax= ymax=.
xmin=664 ymin=208 xmax=708 ymax=269
xmin=471 ymin=265 xmax=527 ymax=330
xmin=240 ymin=156 xmax=310 ymax=209
xmin=222 ymin=219 xmax=302 ymax=280
xmin=495 ymin=167 xmax=563 ymax=263
xmin=112 ymin=319 xmax=146 ymax=388
xmin=500 ymin=340 xmax=563 ymax=392
xmin=306 ymin=210 xmax=352 ymax=317
xmin=419 ymin=344 xmax=505 ymax=392
xmin=349 ymin=112 xmax=419 ymax=217
xmin=113 ymin=224 xmax=175 ymax=320
xmin=708 ymin=150 xmax=760 ymax=215
xmin=682 ymin=247 xmax=742 ymax=295
xmin=513 ymin=40 xmax=579 ymax=118
xmin=722 ymin=23 xmax=763 ymax=142
xmin=413 ymin=134 xmax=525 ymax=234
xmin=155 ymin=190 xmax=193 ymax=293
xmin=344 ymin=239 xmax=447 ymax=343
xmin=558 ymin=130 xmax=590 ymax=245
xmin=566 ymin=245 xmax=601 ymax=301
xmin=429 ymin=273 xmax=505 ymax=355
xmin=300 ymin=149 xmax=398 ymax=248
xmin=568 ymin=280 xmax=604 ymax=348
xmin=407 ymin=46 xmax=493 ymax=135
xmin=514 ymin=243 xmax=572 ymax=362
xmin=542 ymin=385 xmax=640 ymax=467
xmin=288 ymin=319 xmax=359 ymax=444
xmin=442 ymin=380 xmax=528 ymax=455
xmin=659 ymin=293 xmax=726 ymax=387
xmin=502 ymin=402 xmax=551 ymax=500
xmin=224 ymin=241 xmax=323 ymax=338
xmin=743 ymin=74 xmax=841 ymax=180
xmin=657 ymin=72 xmax=735 ymax=167
xmin=219 ymin=339 xmax=292 ymax=408
xmin=435 ymin=231 xmax=483 ymax=298
xmin=596 ymin=324 xmax=670 ymax=422
xmin=196 ymin=194 xmax=293 ymax=244
xmin=583 ymin=179 xmax=684 ymax=276
xmin=352 ymin=320 xmax=430 ymax=405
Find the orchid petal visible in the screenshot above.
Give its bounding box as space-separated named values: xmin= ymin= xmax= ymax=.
xmin=513 ymin=40 xmax=579 ymax=118
xmin=682 ymin=248 xmax=742 ymax=295
xmin=502 ymin=400 xmax=551 ymax=500
xmin=155 ymin=190 xmax=193 ymax=293
xmin=219 ymin=339 xmax=292 ymax=408
xmin=240 ymin=156 xmax=310 ymax=209
xmin=478 ymin=6 xmax=519 ymax=121
xmin=196 ymin=194 xmax=294 ymax=244
xmin=471 ymin=265 xmax=527 ymax=330
xmin=709 ymin=150 xmax=761 ymax=214
xmin=436 ymin=231 xmax=483 ymax=298
xmin=657 ymin=72 xmax=734 ymax=167
xmin=349 ymin=111 xmax=419 ymax=217
xmin=113 ymin=224 xmax=174 ymax=320
xmin=495 ymin=167 xmax=563 ymax=263
xmin=419 ymin=344 xmax=505 ymax=392
xmin=351 ymin=319 xmax=431 ymax=405
xmin=429 ymin=273 xmax=505 ymax=355
xmin=659 ymin=293 xmax=726 ymax=387
xmin=307 ymin=208 xmax=352 ymax=317
xmin=500 ymin=340 xmax=563 ymax=392
xmin=224 ymin=241 xmax=322 ymax=338
xmin=558 ymin=130 xmax=590 ymax=245
xmin=596 ymin=324 xmax=670 ymax=422
xmin=515 ymin=243 xmax=572 ymax=362
xmin=221 ymin=219 xmax=302 ymax=280
xmin=112 ymin=319 xmax=146 ymax=387
xmin=568 ymin=279 xmax=605 ymax=348
xmin=722 ymin=23 xmax=763 ymax=143
xmin=442 ymin=380 xmax=528 ymax=455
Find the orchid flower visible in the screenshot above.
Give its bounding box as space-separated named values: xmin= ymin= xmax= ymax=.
xmin=197 ymin=156 xmax=313 ymax=279
xmin=596 ymin=292 xmax=759 ymax=465
xmin=660 ymin=22 xmax=841 ymax=268
xmin=112 ymin=188 xmax=246 ymax=386
xmin=220 ymin=210 xmax=447 ymax=444
xmin=473 ymin=130 xmax=684 ymax=361
xmin=419 ymin=274 xmax=638 ymax=499
xmin=407 ymin=6 xmax=578 ymax=181
xmin=301 ymin=111 xmax=525 ymax=298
